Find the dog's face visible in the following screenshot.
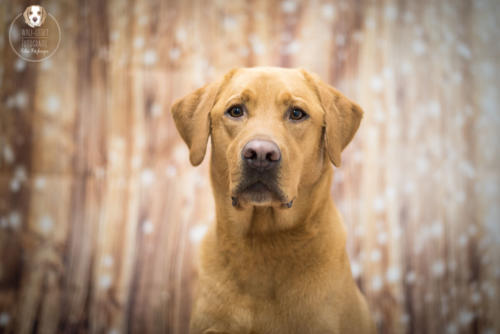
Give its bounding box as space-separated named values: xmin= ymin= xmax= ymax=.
xmin=23 ymin=5 xmax=46 ymax=28
xmin=171 ymin=67 xmax=362 ymax=209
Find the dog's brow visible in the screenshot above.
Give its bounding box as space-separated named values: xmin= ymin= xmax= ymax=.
xmin=226 ymin=89 xmax=255 ymax=105
xmin=277 ymin=91 xmax=303 ymax=106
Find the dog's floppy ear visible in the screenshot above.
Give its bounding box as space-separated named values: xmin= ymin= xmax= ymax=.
xmin=41 ymin=7 xmax=47 ymax=24
xmin=301 ymin=69 xmax=363 ymax=167
xmin=23 ymin=7 xmax=30 ymax=25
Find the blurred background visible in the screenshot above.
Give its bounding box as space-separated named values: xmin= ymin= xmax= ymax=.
xmin=0 ymin=0 xmax=499 ymax=333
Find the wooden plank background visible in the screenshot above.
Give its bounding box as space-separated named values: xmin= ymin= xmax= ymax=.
xmin=0 ymin=0 xmax=499 ymax=333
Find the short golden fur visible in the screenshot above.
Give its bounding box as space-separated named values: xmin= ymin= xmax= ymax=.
xmin=171 ymin=67 xmax=376 ymax=334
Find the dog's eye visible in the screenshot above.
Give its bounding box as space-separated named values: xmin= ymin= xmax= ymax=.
xmin=289 ymin=107 xmax=308 ymax=121
xmin=29 ymin=11 xmax=32 ymax=14
xmin=37 ymin=11 xmax=41 ymax=14
xmin=226 ymin=105 xmax=245 ymax=118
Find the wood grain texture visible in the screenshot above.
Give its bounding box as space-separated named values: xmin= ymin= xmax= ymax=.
xmin=0 ymin=0 xmax=499 ymax=333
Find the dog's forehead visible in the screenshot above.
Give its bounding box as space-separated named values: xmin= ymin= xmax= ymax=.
xmin=31 ymin=5 xmax=41 ymax=11
xmin=225 ymin=68 xmax=314 ymax=99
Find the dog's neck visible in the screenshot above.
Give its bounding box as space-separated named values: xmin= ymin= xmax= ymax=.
xmin=210 ymin=160 xmax=338 ymax=239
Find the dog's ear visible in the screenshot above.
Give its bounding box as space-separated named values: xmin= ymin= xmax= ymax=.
xmin=301 ymin=69 xmax=363 ymax=167
xmin=171 ymin=70 xmax=237 ymax=166
xmin=41 ymin=7 xmax=47 ymax=23
xmin=23 ymin=7 xmax=30 ymax=25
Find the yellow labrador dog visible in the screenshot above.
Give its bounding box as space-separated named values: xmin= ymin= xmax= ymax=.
xmin=172 ymin=67 xmax=375 ymax=334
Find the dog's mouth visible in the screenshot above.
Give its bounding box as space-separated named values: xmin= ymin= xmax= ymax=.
xmin=232 ymin=178 xmax=293 ymax=209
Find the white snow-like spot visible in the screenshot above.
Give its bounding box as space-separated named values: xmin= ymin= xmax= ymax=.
xmin=165 ymin=165 xmax=177 ymax=178
xmin=406 ymin=271 xmax=416 ymax=284
xmin=102 ymin=254 xmax=114 ymax=268
xmin=384 ymin=5 xmax=398 ymax=21
xmin=377 ymin=232 xmax=388 ymax=245
xmin=133 ymin=37 xmax=145 ymax=49
xmin=99 ymin=274 xmax=113 ymax=289
xmin=15 ymin=59 xmax=26 ymax=72
xmin=370 ymin=75 xmax=383 ymax=93
xmin=143 ymin=49 xmax=157 ymax=66
xmin=282 ymin=41 xmax=300 ymax=55
xmin=403 ymin=11 xmax=415 ymax=23
xmin=175 ymin=28 xmax=187 ymax=41
xmin=108 ymin=329 xmax=120 ymax=334
xmin=189 ymin=224 xmax=208 ymax=243
xmin=281 ymin=0 xmax=297 ymax=13
xmin=110 ymin=31 xmax=120 ymax=42
xmin=458 ymin=234 xmax=468 ymax=247
xmin=365 ymin=17 xmax=376 ymax=30
xmin=142 ymin=220 xmax=154 ymax=235
xmin=0 ymin=312 xmax=10 ymax=326
xmin=351 ymin=261 xmax=362 ymax=279
xmin=34 ymin=176 xmax=46 ymax=190
xmin=371 ymin=275 xmax=383 ymax=291
xmin=150 ymin=103 xmax=162 ymax=117
xmin=403 ymin=180 xmax=415 ymax=194
xmin=459 ymin=161 xmax=476 ymax=179
xmin=223 ymin=16 xmax=237 ymax=30
xmin=458 ymin=310 xmax=474 ymax=325
xmin=412 ymin=39 xmax=427 ymax=55
xmin=45 ymin=95 xmax=61 ymax=114
xmin=14 ymin=166 xmax=27 ymax=182
xmin=432 ymin=261 xmax=445 ymax=277
xmin=416 ymin=158 xmax=429 ymax=174
xmin=370 ymin=249 xmax=382 ymax=262
xmin=386 ymin=267 xmax=400 ymax=283
xmin=3 ymin=145 xmax=15 ymax=164
xmin=138 ymin=15 xmax=148 ymax=26
xmin=373 ymin=196 xmax=385 ymax=213
xmin=446 ymin=323 xmax=458 ymax=334
xmin=16 ymin=91 xmax=28 ymax=109
xmin=39 ymin=215 xmax=54 ymax=233
xmin=10 ymin=178 xmax=21 ymax=192
xmin=457 ymin=42 xmax=472 ymax=59
xmin=249 ymin=35 xmax=266 ymax=55
xmin=9 ymin=211 xmax=21 ymax=229
xmin=471 ymin=292 xmax=481 ymax=305
xmin=400 ymin=313 xmax=410 ymax=325
xmin=401 ymin=61 xmax=413 ymax=75
xmin=169 ymin=47 xmax=181 ymax=60
xmin=430 ymin=221 xmax=443 ymax=237
xmin=140 ymin=169 xmax=155 ymax=186
xmin=336 ymin=34 xmax=346 ymax=46
xmin=173 ymin=144 xmax=189 ymax=164
xmin=428 ymin=101 xmax=441 ymax=117
xmin=321 ymin=4 xmax=336 ymax=20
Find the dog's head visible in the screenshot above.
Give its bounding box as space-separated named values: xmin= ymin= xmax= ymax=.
xmin=23 ymin=5 xmax=47 ymax=28
xmin=171 ymin=67 xmax=362 ymax=209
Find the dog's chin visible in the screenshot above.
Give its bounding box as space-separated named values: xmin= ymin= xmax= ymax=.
xmin=238 ymin=182 xmax=275 ymax=205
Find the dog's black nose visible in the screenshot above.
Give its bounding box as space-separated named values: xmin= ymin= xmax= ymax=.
xmin=242 ymin=139 xmax=281 ymax=171
xmin=33 ymin=17 xmax=38 ymax=21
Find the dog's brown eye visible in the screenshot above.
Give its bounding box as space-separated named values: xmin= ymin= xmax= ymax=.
xmin=29 ymin=11 xmax=32 ymax=14
xmin=37 ymin=11 xmax=41 ymax=14
xmin=226 ymin=105 xmax=244 ymax=118
xmin=289 ymin=107 xmax=307 ymax=121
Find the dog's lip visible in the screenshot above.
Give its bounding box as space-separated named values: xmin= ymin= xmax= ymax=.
xmin=244 ymin=181 xmax=270 ymax=193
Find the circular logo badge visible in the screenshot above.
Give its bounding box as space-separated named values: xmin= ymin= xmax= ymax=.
xmin=9 ymin=5 xmax=61 ymax=62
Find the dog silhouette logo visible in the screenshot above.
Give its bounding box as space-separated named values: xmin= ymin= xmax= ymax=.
xmin=23 ymin=5 xmax=47 ymax=28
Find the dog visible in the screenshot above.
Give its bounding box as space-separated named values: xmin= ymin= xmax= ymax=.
xmin=171 ymin=67 xmax=376 ymax=334
xmin=23 ymin=5 xmax=47 ymax=28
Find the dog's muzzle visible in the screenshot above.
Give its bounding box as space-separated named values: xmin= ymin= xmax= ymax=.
xmin=231 ymin=139 xmax=293 ymax=208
